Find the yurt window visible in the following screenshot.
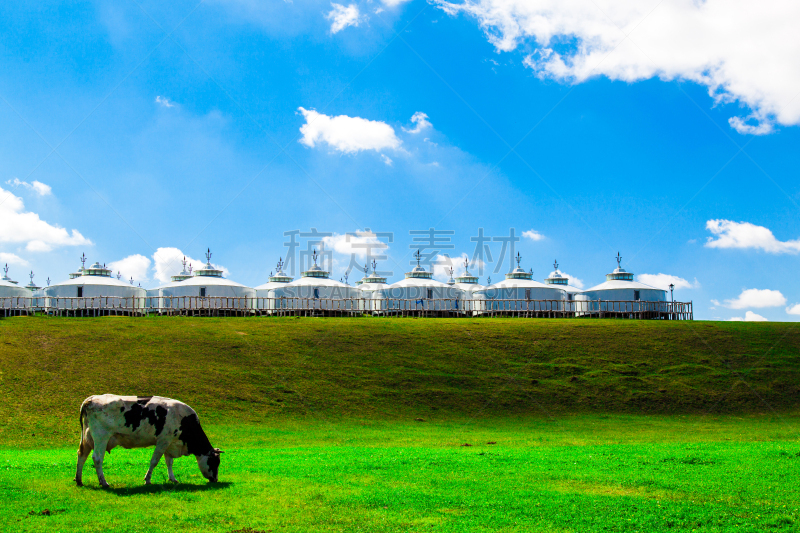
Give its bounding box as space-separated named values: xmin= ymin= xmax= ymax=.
xmin=200 ymin=287 xmax=206 ymax=297
xmin=77 ymin=287 xmax=83 ymax=298
xmin=634 ymin=290 xmax=640 ymax=301
xmin=314 ymin=288 xmax=320 ymax=299
xmin=427 ymin=288 xmax=433 ymax=299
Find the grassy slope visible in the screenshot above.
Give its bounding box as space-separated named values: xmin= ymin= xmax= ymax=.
xmin=1 ymin=317 xmax=799 ymax=445
xmin=2 ymin=317 xmax=800 ymax=532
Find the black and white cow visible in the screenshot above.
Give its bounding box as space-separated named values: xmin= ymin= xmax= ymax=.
xmin=75 ymin=394 xmax=223 ymax=488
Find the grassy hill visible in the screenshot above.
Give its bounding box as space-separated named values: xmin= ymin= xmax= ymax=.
xmin=2 ymin=317 xmax=800 ymax=532
xmin=1 ymin=317 xmax=798 ymax=446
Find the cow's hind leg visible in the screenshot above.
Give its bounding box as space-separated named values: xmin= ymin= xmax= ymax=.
xmin=74 ymin=429 xmax=93 ymax=487
xmin=144 ymin=443 xmax=168 ymax=485
xmin=91 ymin=434 xmax=112 ymax=489
xmin=165 ymin=456 xmax=178 ymax=483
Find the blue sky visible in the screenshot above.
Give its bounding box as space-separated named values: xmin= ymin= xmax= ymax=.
xmin=1 ymin=0 xmax=798 ymax=321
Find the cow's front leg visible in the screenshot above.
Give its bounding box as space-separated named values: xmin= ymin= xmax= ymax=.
xmin=144 ymin=443 xmax=168 ymax=484
xmin=165 ymin=456 xmax=178 ymax=483
xmin=91 ymin=435 xmax=111 ymax=489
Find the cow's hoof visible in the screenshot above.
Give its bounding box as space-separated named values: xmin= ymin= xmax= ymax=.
xmin=169 ymin=479 xmax=179 ymax=484
xmin=75 ymin=480 xmax=83 ymax=487
xmin=100 ymin=483 xmax=110 ymax=489
xmin=144 ymin=479 xmax=152 ymax=485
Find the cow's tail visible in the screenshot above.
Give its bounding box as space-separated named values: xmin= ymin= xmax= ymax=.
xmin=78 ymin=398 xmax=91 ymax=454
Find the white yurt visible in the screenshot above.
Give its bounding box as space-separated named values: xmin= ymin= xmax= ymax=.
xmin=576 ymin=253 xmax=666 ymax=317
xmin=544 ymin=260 xmax=583 ymax=301
xmin=450 ymin=259 xmax=486 ymax=313
xmin=372 ymin=250 xmax=461 ymax=315
xmin=0 ymin=264 xmax=32 ymax=316
xmin=269 ymin=249 xmax=360 ymax=314
xmin=42 ymin=258 xmax=147 ymax=316
xmin=149 ymin=249 xmax=255 ymax=315
xmin=473 ymin=253 xmax=566 ymax=315
xmin=354 ymin=260 xmax=389 ymax=312
xmin=254 ymin=258 xmax=294 ymax=314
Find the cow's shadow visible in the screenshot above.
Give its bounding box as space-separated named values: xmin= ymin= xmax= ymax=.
xmin=84 ymin=481 xmax=232 ymax=496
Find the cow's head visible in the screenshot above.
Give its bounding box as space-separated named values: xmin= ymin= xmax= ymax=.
xmin=196 ymin=448 xmax=223 ymax=482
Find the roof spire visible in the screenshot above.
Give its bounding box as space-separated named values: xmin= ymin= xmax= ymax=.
xmin=616 ymin=252 xmax=622 ymax=268
xmin=516 ymin=251 xmax=522 ymax=268
xmin=29 ymin=271 xmax=34 ymax=283
xmin=130 ymin=276 xmax=134 ymax=285
xmin=554 ymin=259 xmax=558 ymax=272
xmin=372 ymin=258 xmax=378 ymax=274
xmin=188 ymin=263 xmax=193 ymax=274
xmin=46 ymin=276 xmax=51 ymax=286
xmin=80 ymin=252 xmax=86 ymax=269
xmin=414 ymin=249 xmax=421 ymax=267
xmin=182 ymin=256 xmax=187 ymax=271
xmin=277 ymin=257 xmax=284 ymax=272
xmin=312 ymin=248 xmax=318 ymax=266
xmin=206 ymin=248 xmax=212 ymax=265
xmin=117 ymin=271 xmax=121 ymax=280
xmin=2 ymin=264 xmax=7 ymax=277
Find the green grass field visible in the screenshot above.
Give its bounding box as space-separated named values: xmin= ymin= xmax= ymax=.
xmin=1 ymin=317 xmax=799 ymax=532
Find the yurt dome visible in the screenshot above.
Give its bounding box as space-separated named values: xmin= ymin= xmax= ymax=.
xmin=255 ymin=257 xmax=294 ymax=293
xmin=268 ymin=249 xmax=359 ymax=314
xmin=255 ymin=257 xmax=295 ymax=312
xmin=150 ymin=249 xmax=255 ymax=313
xmin=544 ymin=260 xmax=583 ymax=300
xmin=472 ymin=253 xmax=566 ymax=314
xmin=0 ymin=265 xmax=29 ymax=298
xmin=24 ymin=271 xmax=41 ymax=292
xmin=356 ymin=259 xmax=388 ymax=295
xmin=42 ymin=256 xmax=147 ymax=314
xmin=373 ymin=250 xmax=460 ymax=313
xmin=449 ymin=259 xmax=486 ymax=313
xmin=451 ymin=259 xmax=485 ymax=294
xmin=2 ymin=264 xmax=19 ymax=285
xmin=578 ymin=253 xmax=666 ymax=302
xmin=170 ymin=257 xmax=194 ymax=282
xmin=272 ymin=249 xmax=358 ymax=300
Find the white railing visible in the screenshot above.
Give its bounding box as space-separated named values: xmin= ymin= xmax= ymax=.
xmin=0 ymin=296 xmax=693 ymax=320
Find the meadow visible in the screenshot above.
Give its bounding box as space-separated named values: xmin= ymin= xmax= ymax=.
xmin=1 ymin=317 xmax=799 ymax=532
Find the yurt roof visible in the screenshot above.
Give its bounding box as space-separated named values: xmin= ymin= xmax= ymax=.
xmin=584 ymin=252 xmax=661 ymax=292
xmin=357 ymin=281 xmax=388 ymax=292
xmin=584 ymin=279 xmax=662 ymax=292
xmin=156 ymin=275 xmax=251 ymax=290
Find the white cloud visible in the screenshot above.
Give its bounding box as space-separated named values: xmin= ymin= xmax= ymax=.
xmin=326 ymin=3 xmax=363 ymax=33
xmin=522 ymin=229 xmax=544 ymax=241
xmin=381 ymin=154 xmax=393 ymax=166
xmin=298 ymin=107 xmax=401 ymax=154
xmin=786 ymin=304 xmax=800 ymax=316
xmin=155 ymin=96 xmax=174 ymax=108
xmin=151 ymin=247 xmax=228 ymax=284
xmin=704 ymin=219 xmax=800 ymax=254
xmin=6 ymin=178 xmax=52 ymax=196
xmin=435 ymin=0 xmax=800 ymax=133
xmin=381 ymin=0 xmax=412 ymax=6
xmin=0 ymin=253 xmax=29 ymax=267
xmin=0 ymin=185 xmax=91 ymax=252
xmin=108 ymin=254 xmax=151 ymax=283
xmin=321 ymin=230 xmax=390 ymax=261
xmin=638 ymin=273 xmax=699 ymax=291
xmin=723 ymin=288 xmax=786 ymax=310
xmin=729 ymin=311 xmax=768 ymax=322
xmin=402 ymin=112 xmax=432 ymax=134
